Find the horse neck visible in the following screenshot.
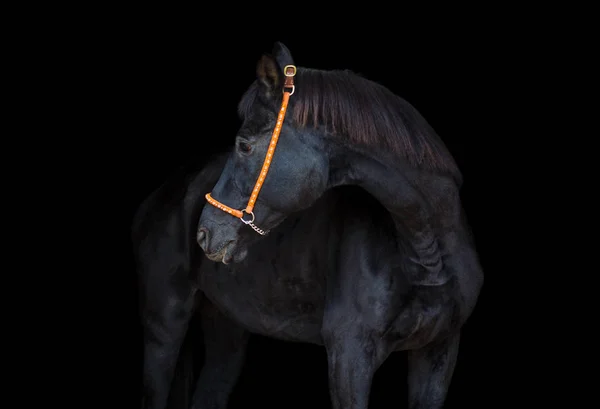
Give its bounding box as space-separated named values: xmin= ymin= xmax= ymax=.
xmin=328 ymin=142 xmax=460 ymax=283
xmin=340 ymin=147 xmax=432 ymax=231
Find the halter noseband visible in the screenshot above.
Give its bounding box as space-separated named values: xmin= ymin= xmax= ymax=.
xmin=205 ymin=64 xmax=297 ymax=236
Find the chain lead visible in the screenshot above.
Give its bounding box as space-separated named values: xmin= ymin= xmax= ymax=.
xmin=247 ymin=222 xmax=269 ymax=236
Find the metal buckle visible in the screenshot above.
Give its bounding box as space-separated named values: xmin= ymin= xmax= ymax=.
xmin=284 ymin=65 xmax=297 ymax=77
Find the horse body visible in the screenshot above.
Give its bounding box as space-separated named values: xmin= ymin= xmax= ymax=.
xmin=199 ymin=181 xmax=473 ymax=350
xmin=135 ymin=42 xmax=483 ymax=409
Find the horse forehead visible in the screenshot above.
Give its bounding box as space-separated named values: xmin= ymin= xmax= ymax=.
xmin=239 ymin=115 xmax=275 ymax=137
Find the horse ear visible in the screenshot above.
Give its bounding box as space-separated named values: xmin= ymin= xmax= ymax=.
xmin=256 ymin=54 xmax=281 ymax=94
xmin=256 ymin=42 xmax=295 ymax=97
xmin=272 ymin=41 xmax=294 ymax=70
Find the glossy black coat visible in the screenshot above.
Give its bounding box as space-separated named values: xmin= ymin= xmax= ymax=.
xmin=133 ymin=42 xmax=484 ymax=409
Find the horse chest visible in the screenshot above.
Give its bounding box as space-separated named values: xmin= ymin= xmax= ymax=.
xmin=199 ymin=259 xmax=325 ymax=344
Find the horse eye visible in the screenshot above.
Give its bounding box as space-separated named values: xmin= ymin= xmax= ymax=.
xmin=238 ymin=141 xmax=252 ymax=154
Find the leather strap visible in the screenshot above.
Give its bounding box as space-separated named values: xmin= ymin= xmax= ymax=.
xmin=205 ymin=64 xmax=297 ymax=234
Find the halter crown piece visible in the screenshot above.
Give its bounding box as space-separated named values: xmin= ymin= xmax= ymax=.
xmin=205 ymin=64 xmax=297 ymax=236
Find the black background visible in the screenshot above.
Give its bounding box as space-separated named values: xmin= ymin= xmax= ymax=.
xmin=81 ymin=10 xmax=554 ymax=409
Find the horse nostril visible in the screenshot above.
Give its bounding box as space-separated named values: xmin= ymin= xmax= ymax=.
xmin=197 ymin=228 xmax=209 ymax=252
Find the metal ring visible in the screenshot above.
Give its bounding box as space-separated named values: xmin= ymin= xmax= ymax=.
xmin=240 ymin=210 xmax=255 ymax=224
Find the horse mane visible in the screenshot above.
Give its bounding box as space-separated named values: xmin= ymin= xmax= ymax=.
xmin=238 ymin=67 xmax=462 ymax=183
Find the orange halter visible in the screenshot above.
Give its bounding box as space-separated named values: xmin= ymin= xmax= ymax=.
xmin=205 ymin=64 xmax=297 ymax=235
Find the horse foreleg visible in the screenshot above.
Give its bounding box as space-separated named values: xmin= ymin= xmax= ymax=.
xmin=407 ymin=332 xmax=460 ymax=409
xmin=191 ymin=298 xmax=249 ymax=409
xmin=141 ymin=289 xmax=196 ymax=409
xmin=322 ymin=324 xmax=386 ymax=409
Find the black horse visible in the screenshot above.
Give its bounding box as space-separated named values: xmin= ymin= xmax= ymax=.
xmin=133 ymin=42 xmax=484 ymax=409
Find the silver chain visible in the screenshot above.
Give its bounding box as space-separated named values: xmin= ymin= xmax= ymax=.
xmin=247 ymin=222 xmax=269 ymax=235
xmin=240 ymin=210 xmax=269 ymax=235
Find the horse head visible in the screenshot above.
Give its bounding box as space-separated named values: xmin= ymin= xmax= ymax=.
xmin=197 ymin=42 xmax=329 ymax=264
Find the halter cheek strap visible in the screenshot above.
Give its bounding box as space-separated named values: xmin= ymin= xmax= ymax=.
xmin=205 ymin=64 xmax=297 ymax=235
